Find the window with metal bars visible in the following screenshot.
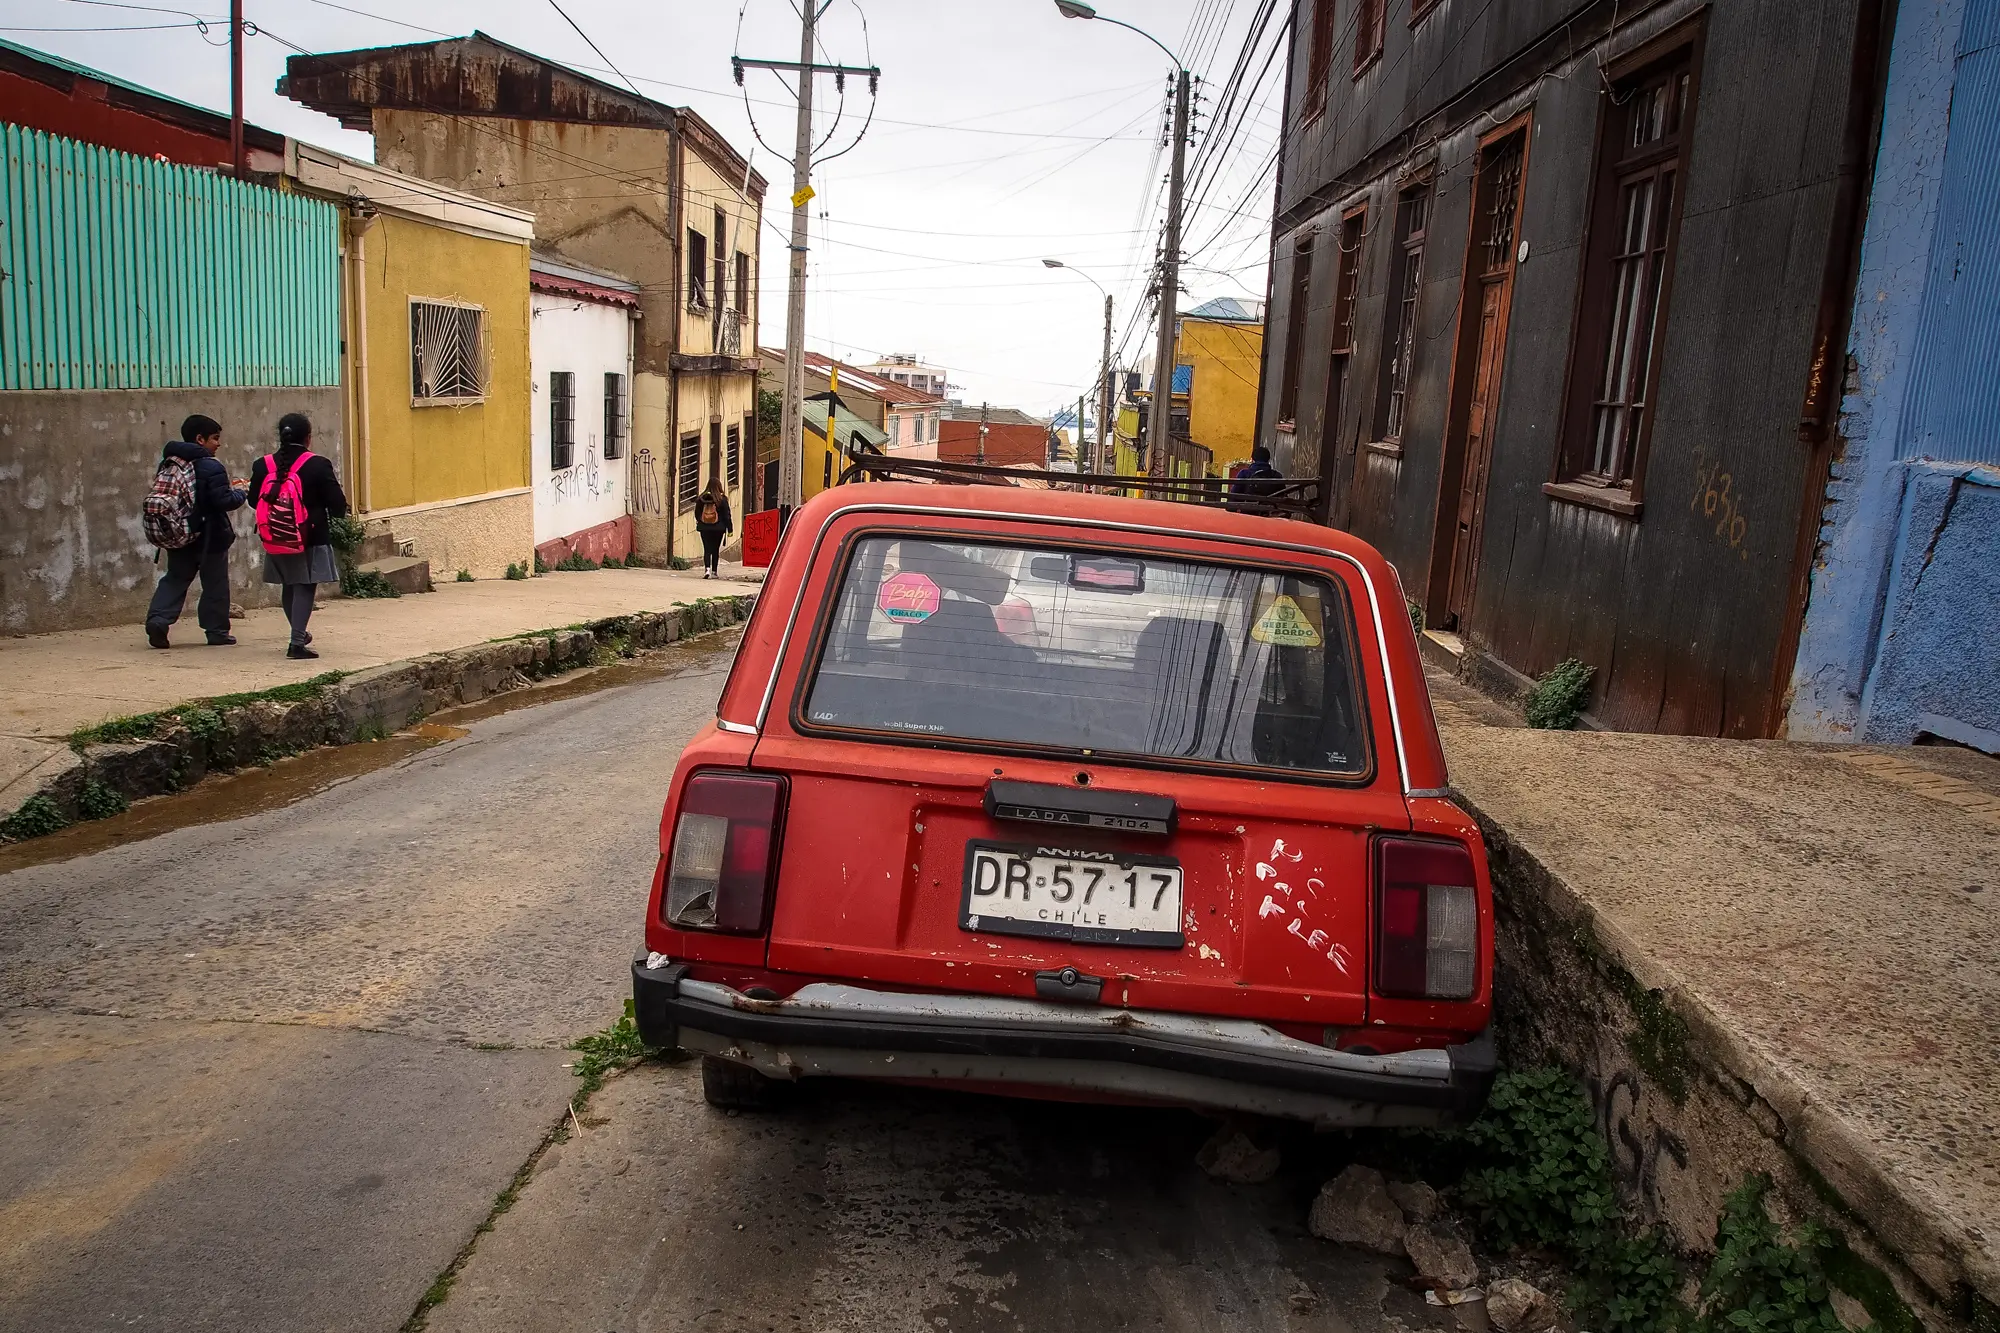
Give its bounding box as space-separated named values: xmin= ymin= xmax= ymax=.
xmin=677 ymin=431 xmax=700 ymax=511
xmin=1557 ymin=42 xmax=1698 ymax=499
xmin=726 ymin=424 xmax=741 ymax=488
xmin=549 ymin=371 xmax=575 ymax=469
xmin=410 ymin=300 xmax=486 ymax=403
xmin=603 ymin=372 xmax=627 ymax=460
xmin=1377 ymin=185 xmax=1429 ymax=441
xmin=1354 ymin=0 xmax=1385 ymax=75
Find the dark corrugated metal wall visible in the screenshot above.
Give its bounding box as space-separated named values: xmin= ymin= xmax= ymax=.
xmin=1263 ymin=0 xmax=1880 ymax=737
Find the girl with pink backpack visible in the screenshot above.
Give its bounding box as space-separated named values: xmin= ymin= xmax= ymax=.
xmin=248 ymin=413 xmax=349 ymax=659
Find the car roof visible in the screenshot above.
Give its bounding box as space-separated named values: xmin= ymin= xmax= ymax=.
xmin=790 ymin=481 xmax=1382 ymax=563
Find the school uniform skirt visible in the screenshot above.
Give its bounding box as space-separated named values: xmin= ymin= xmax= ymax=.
xmin=262 ymin=544 xmax=339 ymax=585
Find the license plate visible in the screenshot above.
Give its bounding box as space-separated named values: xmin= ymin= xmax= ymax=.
xmin=960 ymin=842 xmax=1184 ymax=949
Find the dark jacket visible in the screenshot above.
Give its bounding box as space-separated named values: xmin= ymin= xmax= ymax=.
xmin=695 ymin=491 xmax=734 ymax=535
xmin=162 ymin=439 xmax=247 ymax=553
xmin=1226 ymin=459 xmax=1284 ymax=512
xmin=247 ymin=444 xmax=349 ymax=548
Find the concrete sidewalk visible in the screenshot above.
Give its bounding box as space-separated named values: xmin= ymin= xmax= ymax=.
xmin=1428 ymin=671 xmax=1999 ymax=1329
xmin=0 ymin=565 xmax=758 ymax=808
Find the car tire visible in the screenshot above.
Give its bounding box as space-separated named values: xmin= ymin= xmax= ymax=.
xmin=700 ymin=1055 xmax=787 ymax=1110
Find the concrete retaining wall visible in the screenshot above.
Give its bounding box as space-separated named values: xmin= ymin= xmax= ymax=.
xmin=5 ymin=595 xmax=753 ymax=831
xmin=1469 ymin=795 xmax=1988 ymax=1333
xmin=0 ymin=387 xmax=346 ymax=634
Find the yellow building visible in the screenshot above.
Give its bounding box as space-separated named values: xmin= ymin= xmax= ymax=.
xmin=281 ymin=34 xmax=763 ymax=567
xmin=801 ymin=398 xmax=889 ymax=501
xmin=1175 ymin=298 xmax=1265 ymax=474
xmin=289 ymin=141 xmax=536 ymax=578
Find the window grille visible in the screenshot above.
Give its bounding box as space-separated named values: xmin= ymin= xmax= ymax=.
xmin=677 ymin=432 xmax=701 ymax=510
xmin=1379 ymin=187 xmax=1429 ymax=441
xmin=550 ymin=371 xmax=575 ymax=469
xmin=411 ymin=301 xmax=485 ymax=402
xmin=603 ymin=372 xmax=627 ymax=460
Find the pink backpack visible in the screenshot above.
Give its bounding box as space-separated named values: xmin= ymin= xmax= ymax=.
xmin=255 ymin=451 xmax=314 ymax=555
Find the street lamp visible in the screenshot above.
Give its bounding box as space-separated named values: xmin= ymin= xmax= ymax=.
xmin=1054 ymin=1 xmax=1189 ymax=481
xmin=1042 ymin=259 xmax=1114 ymax=479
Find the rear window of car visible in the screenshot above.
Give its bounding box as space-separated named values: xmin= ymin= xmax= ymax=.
xmin=800 ymin=535 xmax=1372 ymax=778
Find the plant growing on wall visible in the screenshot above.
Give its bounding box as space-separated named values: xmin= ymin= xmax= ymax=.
xmin=1526 ymin=658 xmax=1595 ymax=729
xmin=328 ymin=514 xmax=400 ymax=599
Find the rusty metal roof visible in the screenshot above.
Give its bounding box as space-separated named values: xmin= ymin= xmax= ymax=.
xmin=278 ymin=30 xmax=765 ymax=198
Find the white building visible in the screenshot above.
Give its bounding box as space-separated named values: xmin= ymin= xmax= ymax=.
xmin=862 ymin=353 xmax=950 ymax=399
xmin=529 ymin=255 xmax=639 ymax=566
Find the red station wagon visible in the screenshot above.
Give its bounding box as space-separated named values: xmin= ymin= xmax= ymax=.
xmin=632 ymin=482 xmax=1496 ymax=1126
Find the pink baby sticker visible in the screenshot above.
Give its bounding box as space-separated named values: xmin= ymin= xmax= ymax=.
xmin=877 ymin=571 xmax=941 ymax=623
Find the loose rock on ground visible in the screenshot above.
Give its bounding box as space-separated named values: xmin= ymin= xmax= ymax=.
xmin=1195 ymin=1122 xmax=1281 ymax=1183
xmin=1308 ymin=1164 xmax=1407 ymax=1254
xmin=1486 ymin=1277 xmax=1559 ymax=1333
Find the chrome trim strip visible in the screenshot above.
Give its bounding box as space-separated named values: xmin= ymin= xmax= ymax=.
xmin=1407 ymin=786 xmax=1453 ymax=800
xmin=752 ymin=502 xmax=1414 ymax=795
xmin=716 ymin=719 xmax=759 ymax=735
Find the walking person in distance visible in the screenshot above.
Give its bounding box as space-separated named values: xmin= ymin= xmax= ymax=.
xmin=143 ymin=414 xmax=248 ymax=648
xmin=248 ymin=413 xmax=348 ymax=659
xmin=1226 ymin=445 xmax=1285 ymax=515
xmin=695 ymin=481 xmax=733 ymax=580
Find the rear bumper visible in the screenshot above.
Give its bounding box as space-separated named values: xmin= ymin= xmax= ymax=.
xmin=632 ymin=955 xmax=1496 ymax=1128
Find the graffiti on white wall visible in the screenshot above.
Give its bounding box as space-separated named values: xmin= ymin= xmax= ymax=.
xmin=549 ymin=442 xmax=609 ymax=506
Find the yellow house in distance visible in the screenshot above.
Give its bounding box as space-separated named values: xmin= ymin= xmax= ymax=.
xmin=287 ymin=140 xmax=535 ymax=579
xmin=1175 ymin=297 xmax=1265 ymax=476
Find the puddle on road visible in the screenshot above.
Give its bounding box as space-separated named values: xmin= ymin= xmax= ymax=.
xmin=0 ymin=629 xmax=741 ymax=875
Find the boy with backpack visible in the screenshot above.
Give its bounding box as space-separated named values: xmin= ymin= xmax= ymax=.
xmin=144 ymin=414 xmax=248 ymax=648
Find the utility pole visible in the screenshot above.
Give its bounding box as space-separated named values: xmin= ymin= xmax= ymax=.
xmin=1098 ymin=292 xmax=1113 ymax=478
xmin=1149 ymin=68 xmax=1190 ymax=478
xmin=978 ymin=402 xmax=989 ymax=465
xmin=229 ymin=0 xmax=245 ymax=177
xmin=1077 ymin=392 xmax=1087 ymax=473
xmin=735 ymin=14 xmax=880 ymax=516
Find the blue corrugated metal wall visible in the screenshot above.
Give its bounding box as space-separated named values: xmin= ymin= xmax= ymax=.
xmin=1898 ymin=0 xmax=2000 ymax=466
xmin=0 ymin=123 xmax=339 ymax=391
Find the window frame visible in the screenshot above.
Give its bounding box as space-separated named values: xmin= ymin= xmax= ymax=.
xmin=734 ymin=251 xmax=751 ymax=319
xmin=1375 ymin=180 xmax=1430 ymax=444
xmin=549 ymin=370 xmax=575 ymax=469
xmin=602 ymin=371 xmax=626 ymax=461
xmin=726 ymin=422 xmax=742 ymax=489
xmin=408 ymin=297 xmax=487 ymax=406
xmin=786 ymin=527 xmax=1379 ymax=790
xmin=1549 ymin=21 xmax=1704 ymax=514
xmin=686 ymin=227 xmax=709 ymax=312
xmin=1276 ymin=231 xmax=1315 ymax=428
xmin=1353 ymin=0 xmax=1385 ymax=76
xmin=676 ymin=430 xmax=701 ymax=511
xmin=1301 ymin=0 xmax=1338 ymax=124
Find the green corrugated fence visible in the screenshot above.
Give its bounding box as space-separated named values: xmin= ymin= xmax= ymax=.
xmin=1 ymin=123 xmax=340 ymax=390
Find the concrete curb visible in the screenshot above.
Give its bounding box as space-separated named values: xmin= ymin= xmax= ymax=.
xmin=1 ymin=595 xmax=755 ymax=839
xmin=1460 ymin=787 xmax=1991 ymax=1333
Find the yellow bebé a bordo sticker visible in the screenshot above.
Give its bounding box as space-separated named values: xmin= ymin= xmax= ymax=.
xmin=1250 ymin=592 xmax=1324 ymax=647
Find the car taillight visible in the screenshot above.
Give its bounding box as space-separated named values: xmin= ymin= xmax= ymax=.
xmin=663 ymin=772 xmax=787 ymax=934
xmin=1374 ymin=836 xmax=1479 ymax=1000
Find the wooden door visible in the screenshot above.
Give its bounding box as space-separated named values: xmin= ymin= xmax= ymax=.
xmin=1427 ymin=123 xmax=1527 ymax=629
xmin=1447 ymin=278 xmax=1508 ymax=623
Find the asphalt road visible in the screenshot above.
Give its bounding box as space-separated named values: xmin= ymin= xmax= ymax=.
xmin=0 ymin=630 xmax=1451 ymax=1333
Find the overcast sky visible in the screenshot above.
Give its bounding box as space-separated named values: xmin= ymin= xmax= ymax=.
xmin=12 ymin=0 xmax=1287 ymax=412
